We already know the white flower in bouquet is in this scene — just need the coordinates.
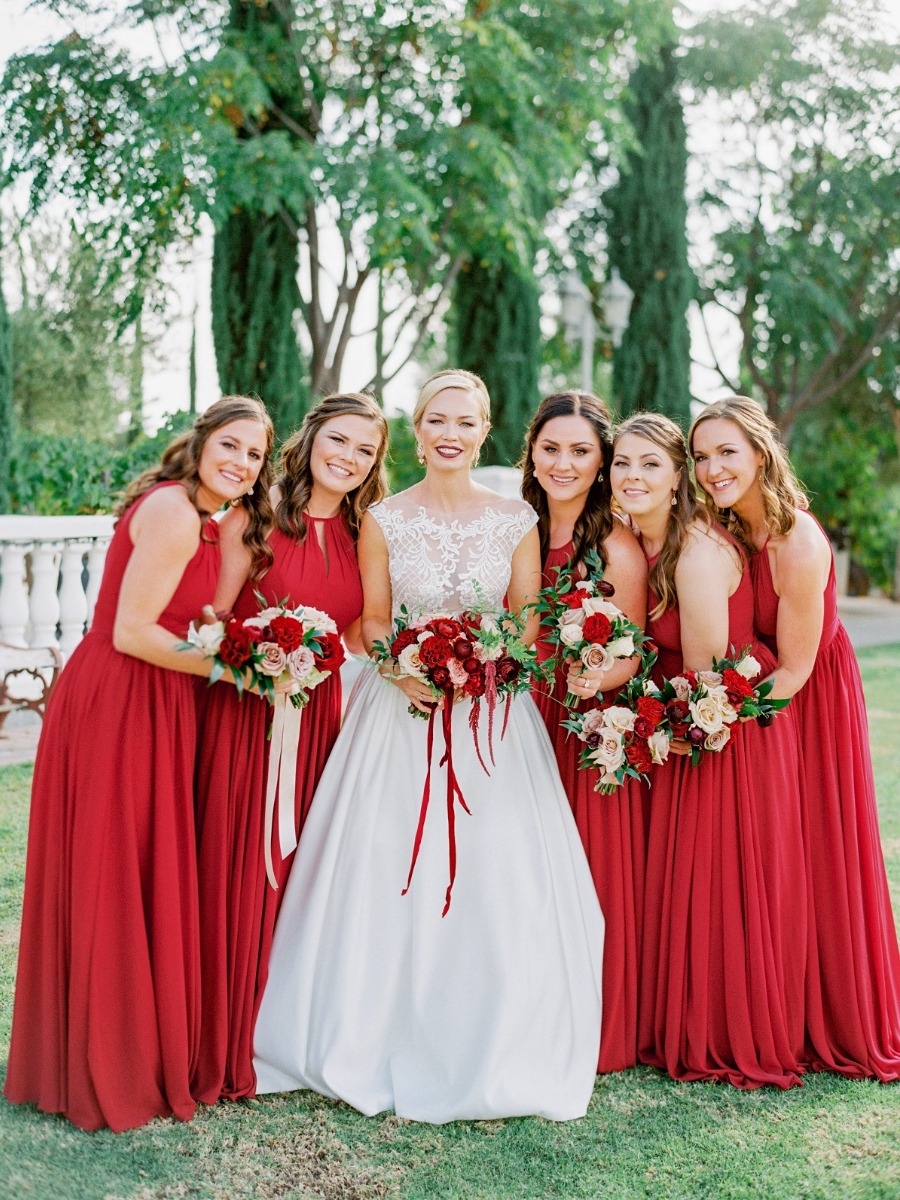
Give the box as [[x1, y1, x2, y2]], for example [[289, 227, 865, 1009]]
[[698, 670, 724, 687], [689, 691, 736, 734], [589, 729, 626, 774], [581, 597, 622, 619], [581, 643, 612, 672], [398, 642, 428, 680], [604, 706, 637, 735], [559, 623, 583, 648], [605, 634, 635, 659], [286, 646, 317, 685], [648, 730, 671, 765], [735, 654, 761, 680], [244, 606, 284, 630], [559, 607, 586, 627], [257, 642, 288, 676], [704, 726, 732, 752], [187, 619, 225, 656], [668, 675, 692, 701]]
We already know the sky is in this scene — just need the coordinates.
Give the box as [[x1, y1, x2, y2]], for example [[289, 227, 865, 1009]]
[[0, 0, 755, 428]]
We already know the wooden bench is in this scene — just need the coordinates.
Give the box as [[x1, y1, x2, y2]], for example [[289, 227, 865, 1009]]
[[0, 642, 63, 734]]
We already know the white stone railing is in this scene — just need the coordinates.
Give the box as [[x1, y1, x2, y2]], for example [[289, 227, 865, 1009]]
[[0, 515, 115, 657]]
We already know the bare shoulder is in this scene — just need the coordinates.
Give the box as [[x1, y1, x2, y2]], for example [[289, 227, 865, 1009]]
[[130, 484, 201, 547], [773, 509, 831, 571], [681, 519, 738, 569], [604, 518, 644, 566], [217, 504, 251, 549]]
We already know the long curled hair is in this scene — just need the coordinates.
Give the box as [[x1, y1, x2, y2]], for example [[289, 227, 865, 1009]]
[[116, 395, 276, 579], [613, 411, 709, 617], [275, 392, 390, 543], [689, 395, 809, 551], [520, 391, 615, 569]]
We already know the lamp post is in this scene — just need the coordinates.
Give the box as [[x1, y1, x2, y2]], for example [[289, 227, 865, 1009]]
[[561, 268, 634, 392]]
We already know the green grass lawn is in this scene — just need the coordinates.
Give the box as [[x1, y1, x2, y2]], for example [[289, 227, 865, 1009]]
[[2, 646, 899, 1200]]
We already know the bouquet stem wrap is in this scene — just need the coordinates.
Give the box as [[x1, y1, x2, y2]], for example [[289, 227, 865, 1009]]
[[263, 694, 304, 889]]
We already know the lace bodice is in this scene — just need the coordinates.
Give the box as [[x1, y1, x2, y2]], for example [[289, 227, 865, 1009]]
[[369, 494, 538, 619]]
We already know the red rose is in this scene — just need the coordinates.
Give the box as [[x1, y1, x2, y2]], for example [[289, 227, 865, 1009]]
[[495, 659, 520, 685], [219, 623, 254, 667], [419, 636, 453, 668], [453, 638, 474, 660], [430, 618, 463, 640], [633, 716, 655, 740], [268, 614, 305, 652], [391, 628, 419, 656], [464, 670, 486, 697], [431, 666, 451, 688], [625, 740, 653, 772], [582, 613, 613, 644], [559, 590, 587, 609], [637, 696, 666, 727], [683, 670, 698, 687], [314, 631, 345, 670]]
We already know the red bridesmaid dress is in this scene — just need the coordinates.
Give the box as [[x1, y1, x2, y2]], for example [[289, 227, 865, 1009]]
[[752, 532, 900, 1080], [191, 515, 363, 1103], [532, 541, 649, 1073], [4, 482, 218, 1131], [638, 546, 807, 1089]]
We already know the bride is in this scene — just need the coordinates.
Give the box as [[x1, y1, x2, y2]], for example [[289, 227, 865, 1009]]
[[253, 369, 604, 1122]]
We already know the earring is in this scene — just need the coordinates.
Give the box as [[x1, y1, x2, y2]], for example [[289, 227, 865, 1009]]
[[416, 442, 425, 465], [671, 491, 677, 506], [596, 470, 604, 484], [246, 484, 254, 497]]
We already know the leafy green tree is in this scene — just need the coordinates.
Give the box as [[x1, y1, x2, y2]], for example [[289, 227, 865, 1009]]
[[685, 0, 899, 437], [0, 248, 12, 512], [605, 44, 694, 424], [3, 0, 667, 410], [453, 260, 541, 465]]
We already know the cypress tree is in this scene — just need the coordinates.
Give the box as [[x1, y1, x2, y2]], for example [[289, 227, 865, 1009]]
[[210, 1, 307, 440], [606, 45, 694, 425], [453, 259, 542, 466], [0, 258, 13, 512]]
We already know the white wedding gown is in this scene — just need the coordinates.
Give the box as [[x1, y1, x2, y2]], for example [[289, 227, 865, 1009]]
[[253, 494, 604, 1122]]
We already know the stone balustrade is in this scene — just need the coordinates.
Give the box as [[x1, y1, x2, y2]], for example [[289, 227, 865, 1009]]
[[0, 515, 116, 657]]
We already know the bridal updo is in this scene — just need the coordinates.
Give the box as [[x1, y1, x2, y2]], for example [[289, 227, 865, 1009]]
[[413, 369, 491, 425]]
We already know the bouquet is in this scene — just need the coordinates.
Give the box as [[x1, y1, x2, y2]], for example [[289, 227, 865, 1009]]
[[644, 648, 790, 766], [185, 597, 346, 887], [185, 597, 345, 707], [563, 662, 671, 794], [532, 549, 652, 707], [372, 605, 540, 914]]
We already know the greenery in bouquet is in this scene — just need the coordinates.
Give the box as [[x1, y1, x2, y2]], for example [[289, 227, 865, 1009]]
[[531, 549, 653, 708]]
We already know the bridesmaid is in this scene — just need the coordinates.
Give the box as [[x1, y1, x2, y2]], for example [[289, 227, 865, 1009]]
[[522, 390, 648, 1072], [611, 411, 807, 1089], [191, 391, 389, 1105], [4, 397, 274, 1132], [690, 395, 900, 1080]]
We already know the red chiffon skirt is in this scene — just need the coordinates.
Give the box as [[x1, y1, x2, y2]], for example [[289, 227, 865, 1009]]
[[638, 717, 807, 1089], [4, 634, 201, 1131], [533, 675, 649, 1073], [191, 672, 342, 1102], [797, 626, 900, 1079]]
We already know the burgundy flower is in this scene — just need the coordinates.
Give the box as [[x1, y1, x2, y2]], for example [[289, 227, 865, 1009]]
[[633, 715, 655, 740], [453, 637, 474, 660], [419, 636, 454, 668], [391, 628, 419, 657], [688, 726, 706, 746], [495, 659, 520, 685], [430, 618, 463, 640], [431, 666, 451, 688], [464, 671, 486, 697]]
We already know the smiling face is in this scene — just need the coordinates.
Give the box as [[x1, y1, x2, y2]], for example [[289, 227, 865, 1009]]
[[309, 413, 383, 504], [196, 418, 269, 510], [691, 417, 764, 511], [610, 431, 681, 522], [415, 387, 489, 472], [531, 414, 603, 507]]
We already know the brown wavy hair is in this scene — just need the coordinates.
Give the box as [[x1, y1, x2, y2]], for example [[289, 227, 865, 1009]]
[[689, 395, 809, 551], [275, 392, 390, 543], [520, 391, 615, 569], [115, 395, 276, 579], [613, 411, 710, 617]]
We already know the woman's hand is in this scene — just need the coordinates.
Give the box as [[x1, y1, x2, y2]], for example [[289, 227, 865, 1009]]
[[382, 666, 442, 714], [668, 737, 692, 756], [566, 662, 608, 700]]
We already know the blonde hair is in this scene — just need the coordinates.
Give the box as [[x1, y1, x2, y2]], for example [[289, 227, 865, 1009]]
[[115, 395, 276, 579], [412, 368, 491, 426], [689, 396, 808, 550], [614, 411, 709, 618], [276, 392, 390, 543]]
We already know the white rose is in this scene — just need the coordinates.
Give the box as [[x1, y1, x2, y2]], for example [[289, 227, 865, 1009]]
[[188, 620, 225, 656], [581, 643, 612, 672], [257, 642, 287, 677], [397, 643, 428, 680], [417, 630, 434, 643], [704, 726, 732, 752], [643, 679, 664, 698], [286, 645, 316, 684], [244, 606, 283, 630], [296, 606, 337, 635], [596, 771, 621, 791], [648, 730, 670, 765], [559, 623, 584, 648], [559, 607, 586, 627], [698, 670, 723, 687], [578, 709, 608, 740], [735, 654, 761, 680], [604, 705, 636, 734], [589, 729, 625, 773], [605, 634, 635, 660], [689, 691, 735, 734], [575, 580, 593, 592], [581, 597, 622, 619], [480, 615, 501, 636], [669, 675, 692, 701]]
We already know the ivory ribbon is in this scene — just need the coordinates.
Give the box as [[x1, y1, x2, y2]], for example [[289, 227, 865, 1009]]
[[263, 693, 303, 889]]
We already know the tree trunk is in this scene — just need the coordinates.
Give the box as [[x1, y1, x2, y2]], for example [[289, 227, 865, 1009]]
[[453, 259, 541, 466]]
